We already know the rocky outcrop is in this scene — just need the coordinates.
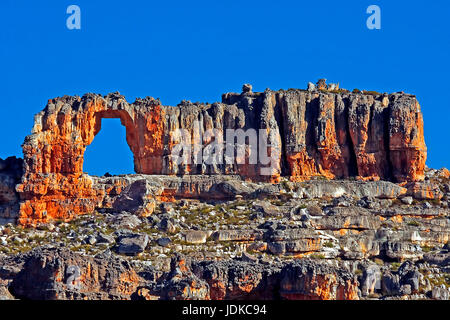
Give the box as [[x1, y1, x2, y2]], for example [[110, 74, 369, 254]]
[[6, 246, 140, 300], [16, 83, 427, 225], [2, 241, 448, 300], [189, 259, 358, 300], [275, 90, 425, 183], [0, 157, 23, 224], [0, 81, 447, 302], [0, 248, 359, 300], [0, 168, 448, 300], [112, 180, 157, 217]]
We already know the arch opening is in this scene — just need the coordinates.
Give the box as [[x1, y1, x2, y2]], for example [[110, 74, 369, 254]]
[[83, 118, 135, 176]]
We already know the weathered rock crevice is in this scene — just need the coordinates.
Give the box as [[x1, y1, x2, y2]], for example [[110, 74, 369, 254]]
[[273, 93, 289, 176], [342, 96, 359, 177]]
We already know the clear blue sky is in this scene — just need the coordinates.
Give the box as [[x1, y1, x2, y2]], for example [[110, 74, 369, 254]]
[[1, 0, 449, 175]]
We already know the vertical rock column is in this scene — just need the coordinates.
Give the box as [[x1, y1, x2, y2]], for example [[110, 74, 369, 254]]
[[277, 90, 426, 182], [16, 88, 427, 226]]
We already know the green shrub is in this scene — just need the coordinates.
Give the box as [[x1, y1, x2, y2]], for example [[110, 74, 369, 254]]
[[374, 258, 384, 266], [391, 262, 401, 271], [281, 180, 292, 192], [323, 241, 334, 248], [421, 245, 433, 253]]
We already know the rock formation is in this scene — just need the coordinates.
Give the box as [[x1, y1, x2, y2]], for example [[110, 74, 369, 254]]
[[0, 80, 446, 302], [4, 246, 140, 300], [16, 81, 427, 225], [0, 167, 449, 300], [0, 157, 23, 224]]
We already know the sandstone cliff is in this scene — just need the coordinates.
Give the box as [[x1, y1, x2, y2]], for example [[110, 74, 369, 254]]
[[16, 82, 427, 225]]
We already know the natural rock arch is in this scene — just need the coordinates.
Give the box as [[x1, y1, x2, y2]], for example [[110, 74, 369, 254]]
[[16, 86, 427, 225], [17, 93, 166, 225]]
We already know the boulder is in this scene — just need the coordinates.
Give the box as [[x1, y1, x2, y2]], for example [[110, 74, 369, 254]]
[[107, 213, 142, 230], [423, 252, 450, 266], [431, 287, 449, 300], [360, 264, 381, 296], [184, 231, 209, 244], [211, 230, 263, 242], [381, 241, 423, 261], [307, 82, 316, 91], [406, 182, 443, 200], [112, 180, 157, 217], [381, 272, 401, 296], [157, 237, 171, 247], [252, 200, 282, 217], [159, 218, 177, 234], [116, 233, 149, 256], [401, 196, 414, 205]]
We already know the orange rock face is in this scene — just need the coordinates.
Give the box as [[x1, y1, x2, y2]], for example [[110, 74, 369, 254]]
[[278, 91, 426, 182], [17, 88, 427, 225], [280, 274, 359, 300], [389, 95, 427, 182], [17, 173, 104, 225], [18, 94, 169, 225]]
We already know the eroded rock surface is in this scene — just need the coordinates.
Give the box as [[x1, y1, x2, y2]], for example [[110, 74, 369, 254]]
[[16, 84, 426, 224], [0, 167, 449, 300], [0, 82, 447, 301], [4, 246, 140, 300]]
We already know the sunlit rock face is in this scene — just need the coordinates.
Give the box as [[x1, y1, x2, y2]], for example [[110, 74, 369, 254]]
[[275, 90, 426, 183], [16, 86, 426, 225]]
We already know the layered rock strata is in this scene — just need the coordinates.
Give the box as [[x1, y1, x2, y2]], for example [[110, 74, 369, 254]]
[[16, 84, 426, 224], [0, 167, 448, 300], [0, 247, 359, 300]]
